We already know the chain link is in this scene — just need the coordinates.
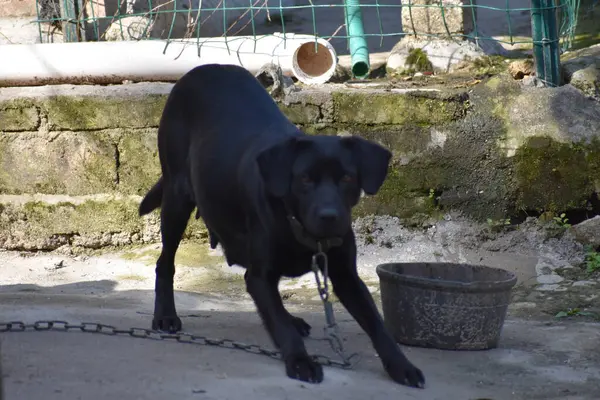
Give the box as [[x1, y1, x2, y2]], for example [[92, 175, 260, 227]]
[[311, 243, 361, 367], [0, 320, 356, 369]]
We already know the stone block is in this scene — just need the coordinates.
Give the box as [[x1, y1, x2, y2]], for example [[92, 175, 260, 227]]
[[43, 94, 167, 130], [401, 0, 475, 37], [0, 132, 117, 195], [0, 195, 208, 251], [332, 90, 467, 125], [278, 103, 322, 124], [117, 129, 162, 195], [0, 103, 38, 131]]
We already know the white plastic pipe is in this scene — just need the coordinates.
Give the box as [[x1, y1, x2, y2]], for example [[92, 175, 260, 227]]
[[0, 33, 338, 86]]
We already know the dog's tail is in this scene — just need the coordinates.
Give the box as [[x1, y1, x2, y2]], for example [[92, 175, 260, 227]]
[[139, 177, 164, 216]]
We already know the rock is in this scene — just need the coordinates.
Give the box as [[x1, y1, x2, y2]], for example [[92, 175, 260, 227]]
[[329, 64, 352, 83], [572, 280, 597, 287], [570, 66, 600, 99], [45, 260, 67, 271], [536, 283, 568, 292], [570, 216, 600, 248], [104, 16, 153, 41], [386, 37, 486, 74], [508, 59, 534, 79], [561, 44, 600, 80], [255, 63, 295, 97], [402, 84, 600, 218], [535, 256, 567, 276], [521, 75, 545, 87], [536, 274, 565, 284], [561, 44, 600, 99], [511, 302, 537, 309]]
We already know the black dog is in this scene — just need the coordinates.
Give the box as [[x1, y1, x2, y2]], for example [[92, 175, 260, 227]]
[[138, 64, 425, 388]]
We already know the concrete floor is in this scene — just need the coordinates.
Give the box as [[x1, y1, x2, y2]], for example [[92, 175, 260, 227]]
[[0, 254, 599, 400]]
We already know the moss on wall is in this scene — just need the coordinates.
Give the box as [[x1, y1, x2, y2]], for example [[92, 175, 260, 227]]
[[278, 103, 321, 124], [514, 138, 600, 212], [0, 197, 208, 251], [332, 90, 468, 125], [0, 98, 40, 131], [117, 129, 161, 195], [42, 94, 167, 130], [0, 105, 39, 131], [354, 166, 441, 224], [1, 79, 599, 249], [0, 131, 117, 195]]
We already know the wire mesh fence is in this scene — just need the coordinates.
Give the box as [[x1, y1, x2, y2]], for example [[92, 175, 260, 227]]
[[35, 0, 581, 53], [31, 0, 590, 86]]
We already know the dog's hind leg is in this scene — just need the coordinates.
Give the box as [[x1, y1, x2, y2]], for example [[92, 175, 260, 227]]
[[208, 230, 219, 249], [153, 181, 195, 333], [194, 209, 220, 250]]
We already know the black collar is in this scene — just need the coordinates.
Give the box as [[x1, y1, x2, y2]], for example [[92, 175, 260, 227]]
[[284, 203, 343, 252]]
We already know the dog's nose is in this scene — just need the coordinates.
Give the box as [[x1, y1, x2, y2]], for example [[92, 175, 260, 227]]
[[318, 208, 339, 223]]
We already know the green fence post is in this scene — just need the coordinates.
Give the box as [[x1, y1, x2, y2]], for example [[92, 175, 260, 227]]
[[61, 0, 84, 42], [344, 0, 370, 79], [530, 0, 561, 87], [542, 0, 561, 86]]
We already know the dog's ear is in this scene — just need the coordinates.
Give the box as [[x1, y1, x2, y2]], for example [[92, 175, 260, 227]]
[[256, 137, 298, 197], [343, 136, 392, 195]]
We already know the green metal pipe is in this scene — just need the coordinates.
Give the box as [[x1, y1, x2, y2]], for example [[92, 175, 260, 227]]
[[541, 0, 561, 86], [344, 0, 370, 79], [530, 0, 561, 86]]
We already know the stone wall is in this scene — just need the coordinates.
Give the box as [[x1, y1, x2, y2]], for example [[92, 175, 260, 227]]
[[1, 76, 599, 251]]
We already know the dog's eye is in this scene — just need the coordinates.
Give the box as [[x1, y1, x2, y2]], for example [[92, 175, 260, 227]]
[[341, 174, 354, 183]]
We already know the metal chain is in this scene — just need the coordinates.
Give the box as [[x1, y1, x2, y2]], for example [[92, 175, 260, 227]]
[[311, 243, 361, 367], [0, 246, 360, 370], [0, 320, 355, 369]]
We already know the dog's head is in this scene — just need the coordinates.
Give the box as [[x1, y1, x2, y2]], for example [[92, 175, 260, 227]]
[[257, 135, 391, 240]]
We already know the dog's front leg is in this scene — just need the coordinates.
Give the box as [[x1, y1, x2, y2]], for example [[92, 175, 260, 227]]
[[244, 269, 323, 383], [328, 248, 425, 388]]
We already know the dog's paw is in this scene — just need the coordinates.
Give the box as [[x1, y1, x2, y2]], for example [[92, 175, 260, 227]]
[[386, 359, 425, 388], [285, 355, 323, 384], [290, 316, 311, 337], [152, 315, 182, 333]]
